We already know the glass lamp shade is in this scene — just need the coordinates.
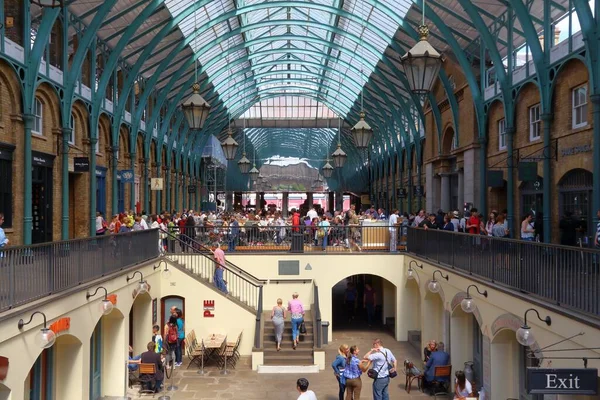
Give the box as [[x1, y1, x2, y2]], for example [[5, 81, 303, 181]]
[[460, 297, 474, 313], [400, 26, 444, 95], [100, 299, 114, 315], [137, 280, 149, 295], [407, 268, 415, 280], [249, 166, 260, 181], [331, 145, 347, 169], [36, 328, 56, 349], [351, 112, 374, 148], [221, 129, 239, 160], [31, 0, 63, 7], [162, 268, 172, 280], [322, 162, 334, 178], [428, 279, 440, 293], [516, 326, 536, 346], [238, 153, 251, 174], [181, 83, 211, 130]]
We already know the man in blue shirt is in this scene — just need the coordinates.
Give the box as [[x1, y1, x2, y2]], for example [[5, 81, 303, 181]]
[[0, 213, 8, 253], [229, 216, 240, 252], [423, 342, 451, 392]]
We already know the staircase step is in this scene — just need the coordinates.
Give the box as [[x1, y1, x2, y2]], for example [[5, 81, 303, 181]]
[[264, 347, 313, 354], [263, 355, 314, 365]]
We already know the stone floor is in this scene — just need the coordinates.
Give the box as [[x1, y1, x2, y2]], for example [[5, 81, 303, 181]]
[[120, 329, 430, 400]]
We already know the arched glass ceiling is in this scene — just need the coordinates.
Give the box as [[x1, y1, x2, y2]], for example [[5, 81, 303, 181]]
[[164, 0, 411, 117], [241, 96, 338, 119]]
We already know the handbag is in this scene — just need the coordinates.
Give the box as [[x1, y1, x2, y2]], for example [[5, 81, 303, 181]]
[[367, 351, 396, 379], [299, 321, 307, 335]]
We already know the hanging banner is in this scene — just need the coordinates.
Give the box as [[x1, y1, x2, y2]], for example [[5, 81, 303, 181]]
[[188, 185, 196, 194], [74, 157, 90, 172], [120, 170, 135, 183], [151, 178, 164, 190], [397, 188, 407, 198]]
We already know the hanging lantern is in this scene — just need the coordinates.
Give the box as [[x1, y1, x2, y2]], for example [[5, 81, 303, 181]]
[[321, 161, 334, 178], [221, 128, 239, 160], [351, 112, 373, 148], [181, 83, 211, 130], [249, 165, 260, 181], [238, 152, 251, 174], [400, 25, 444, 96], [331, 144, 347, 169]]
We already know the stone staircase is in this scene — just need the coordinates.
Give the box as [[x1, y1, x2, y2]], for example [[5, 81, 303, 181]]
[[262, 310, 315, 366]]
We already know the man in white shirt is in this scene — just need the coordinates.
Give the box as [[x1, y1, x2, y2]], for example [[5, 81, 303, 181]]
[[296, 378, 317, 400], [364, 338, 397, 400], [307, 207, 318, 220], [140, 214, 149, 230], [413, 209, 425, 227], [388, 209, 399, 252]]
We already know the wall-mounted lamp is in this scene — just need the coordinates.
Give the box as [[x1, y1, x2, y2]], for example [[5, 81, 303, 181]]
[[17, 311, 56, 349], [460, 284, 488, 313], [154, 260, 172, 280], [126, 271, 149, 295], [86, 286, 114, 315], [428, 270, 448, 293], [407, 260, 423, 280], [516, 308, 551, 346]]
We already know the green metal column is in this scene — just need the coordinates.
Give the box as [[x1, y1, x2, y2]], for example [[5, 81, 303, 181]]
[[592, 95, 600, 234], [156, 163, 162, 214], [111, 146, 119, 216], [416, 163, 422, 212], [130, 156, 136, 211], [182, 174, 187, 211], [479, 137, 488, 214], [505, 127, 515, 237], [165, 167, 171, 212], [392, 161, 396, 212], [174, 171, 179, 212], [61, 128, 71, 240], [407, 166, 413, 214], [541, 113, 552, 243], [23, 114, 34, 245], [89, 137, 98, 236], [143, 158, 150, 214]]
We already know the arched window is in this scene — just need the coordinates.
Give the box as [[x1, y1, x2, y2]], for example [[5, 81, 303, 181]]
[[69, 114, 75, 145], [33, 98, 43, 135]]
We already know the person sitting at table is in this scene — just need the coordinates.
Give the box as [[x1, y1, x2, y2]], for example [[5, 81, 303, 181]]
[[424, 340, 437, 363], [128, 345, 141, 371], [423, 342, 450, 393], [140, 341, 164, 393], [454, 370, 473, 400]]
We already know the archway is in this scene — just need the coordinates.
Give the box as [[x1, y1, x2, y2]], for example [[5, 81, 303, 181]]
[[98, 308, 126, 398], [450, 303, 483, 388], [331, 274, 396, 332], [129, 292, 152, 356], [558, 168, 593, 238], [0, 383, 9, 400], [401, 278, 422, 353], [422, 287, 445, 352]]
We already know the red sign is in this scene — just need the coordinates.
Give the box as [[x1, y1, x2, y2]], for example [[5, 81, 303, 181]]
[[203, 300, 215, 318], [49, 317, 71, 335], [107, 294, 117, 305], [0, 357, 8, 381]]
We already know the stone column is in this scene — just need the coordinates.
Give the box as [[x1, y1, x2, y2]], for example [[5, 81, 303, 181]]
[[335, 191, 343, 211], [440, 173, 451, 212], [328, 192, 334, 212], [306, 192, 313, 209], [457, 169, 464, 212], [282, 192, 289, 217]]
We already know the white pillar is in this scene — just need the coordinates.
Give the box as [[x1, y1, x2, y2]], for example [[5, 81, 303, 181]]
[[440, 173, 451, 212]]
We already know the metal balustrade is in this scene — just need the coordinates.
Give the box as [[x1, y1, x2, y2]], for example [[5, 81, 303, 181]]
[[407, 228, 600, 318], [0, 229, 160, 312]]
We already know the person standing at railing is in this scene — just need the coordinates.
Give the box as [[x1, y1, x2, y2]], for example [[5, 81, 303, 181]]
[[595, 210, 600, 249], [389, 210, 399, 252], [288, 292, 305, 349], [318, 216, 331, 251], [0, 213, 8, 252], [228, 216, 240, 252], [520, 213, 535, 241]]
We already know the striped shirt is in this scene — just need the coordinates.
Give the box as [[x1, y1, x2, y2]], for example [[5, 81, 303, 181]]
[[343, 355, 362, 380]]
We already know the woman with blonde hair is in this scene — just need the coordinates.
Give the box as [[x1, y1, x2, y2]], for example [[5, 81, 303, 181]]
[[271, 298, 286, 351], [331, 344, 349, 400]]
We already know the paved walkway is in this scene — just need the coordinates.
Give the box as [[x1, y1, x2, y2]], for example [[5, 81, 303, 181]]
[[120, 329, 428, 399]]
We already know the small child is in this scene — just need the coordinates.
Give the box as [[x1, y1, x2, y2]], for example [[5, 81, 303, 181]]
[[152, 325, 163, 354]]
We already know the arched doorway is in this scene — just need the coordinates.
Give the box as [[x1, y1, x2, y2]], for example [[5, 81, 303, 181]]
[[519, 176, 543, 222], [450, 306, 483, 388], [129, 292, 152, 356], [331, 274, 396, 332], [161, 296, 185, 332], [559, 169, 593, 239], [401, 278, 422, 352], [490, 329, 535, 399], [422, 289, 445, 351]]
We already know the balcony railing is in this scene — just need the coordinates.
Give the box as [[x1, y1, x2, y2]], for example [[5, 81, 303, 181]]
[[0, 229, 160, 312], [169, 225, 406, 253], [407, 228, 600, 318]]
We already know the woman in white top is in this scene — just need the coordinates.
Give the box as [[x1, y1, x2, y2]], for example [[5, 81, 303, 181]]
[[454, 370, 473, 400], [520, 212, 535, 241]]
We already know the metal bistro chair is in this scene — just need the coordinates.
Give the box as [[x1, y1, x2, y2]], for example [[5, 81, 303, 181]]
[[403, 360, 423, 394], [225, 331, 243, 368]]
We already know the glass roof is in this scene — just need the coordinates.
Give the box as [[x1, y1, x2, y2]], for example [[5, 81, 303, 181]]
[[240, 96, 338, 119], [164, 0, 412, 118]]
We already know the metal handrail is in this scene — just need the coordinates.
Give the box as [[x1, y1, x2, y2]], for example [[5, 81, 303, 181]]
[[313, 283, 322, 349], [254, 286, 263, 349], [407, 228, 600, 318], [0, 229, 160, 312]]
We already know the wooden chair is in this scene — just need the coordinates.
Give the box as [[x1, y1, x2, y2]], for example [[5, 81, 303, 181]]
[[186, 337, 206, 369], [225, 331, 243, 368], [431, 365, 452, 396], [215, 337, 229, 369], [138, 363, 157, 395], [403, 360, 423, 394]]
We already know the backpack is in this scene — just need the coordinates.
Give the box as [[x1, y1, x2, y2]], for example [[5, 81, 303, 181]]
[[167, 323, 178, 344]]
